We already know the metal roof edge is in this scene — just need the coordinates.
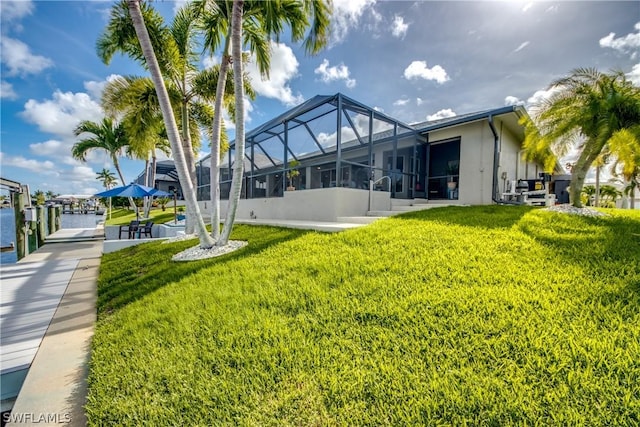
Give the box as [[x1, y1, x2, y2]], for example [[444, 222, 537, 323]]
[[414, 105, 523, 133]]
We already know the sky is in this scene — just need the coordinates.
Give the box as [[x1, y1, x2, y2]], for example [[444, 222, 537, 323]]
[[1, 0, 639, 197]]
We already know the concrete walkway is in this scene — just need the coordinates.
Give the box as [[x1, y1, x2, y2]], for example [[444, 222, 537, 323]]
[[4, 228, 102, 427]]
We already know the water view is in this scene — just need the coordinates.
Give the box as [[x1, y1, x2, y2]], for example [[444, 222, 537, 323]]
[[0, 209, 102, 265]]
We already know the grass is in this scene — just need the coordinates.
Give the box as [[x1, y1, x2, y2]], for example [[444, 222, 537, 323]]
[[105, 207, 177, 226], [87, 206, 640, 425]]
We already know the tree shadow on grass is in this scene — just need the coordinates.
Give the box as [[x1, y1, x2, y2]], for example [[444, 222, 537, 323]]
[[518, 212, 640, 302], [97, 225, 310, 317], [395, 205, 535, 230]]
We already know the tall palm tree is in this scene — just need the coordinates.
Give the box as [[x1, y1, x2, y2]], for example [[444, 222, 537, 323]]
[[200, 0, 332, 244], [218, 0, 246, 245], [522, 68, 640, 207], [102, 76, 173, 218], [99, 1, 251, 235], [125, 0, 214, 248], [72, 118, 136, 211]]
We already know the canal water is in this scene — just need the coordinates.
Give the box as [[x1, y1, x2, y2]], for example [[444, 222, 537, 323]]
[[0, 209, 101, 265]]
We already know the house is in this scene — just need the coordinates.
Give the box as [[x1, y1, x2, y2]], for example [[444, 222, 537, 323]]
[[146, 93, 549, 221]]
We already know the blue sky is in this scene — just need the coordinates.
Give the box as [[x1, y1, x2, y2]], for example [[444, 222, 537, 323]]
[[1, 0, 639, 196]]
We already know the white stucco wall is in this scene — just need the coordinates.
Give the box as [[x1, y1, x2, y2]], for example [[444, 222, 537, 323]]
[[427, 121, 494, 205], [201, 187, 386, 222]]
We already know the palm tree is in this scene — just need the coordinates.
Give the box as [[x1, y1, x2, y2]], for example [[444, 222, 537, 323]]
[[45, 190, 58, 201], [99, 1, 251, 235], [96, 168, 118, 189], [96, 168, 117, 219], [200, 0, 332, 244], [33, 190, 45, 206], [608, 128, 640, 209], [598, 184, 621, 207], [124, 0, 214, 248], [522, 68, 640, 207], [72, 118, 136, 211], [217, 0, 246, 245], [102, 76, 173, 218], [73, 118, 128, 185]]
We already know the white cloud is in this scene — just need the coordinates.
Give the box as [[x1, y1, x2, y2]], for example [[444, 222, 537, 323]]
[[393, 98, 410, 106], [513, 41, 530, 53], [314, 59, 356, 88], [522, 3, 533, 12], [546, 5, 558, 13], [331, 0, 377, 44], [526, 87, 561, 107], [0, 0, 33, 26], [0, 152, 56, 173], [416, 97, 425, 106], [67, 165, 97, 182], [29, 139, 65, 156], [628, 63, 640, 86], [1, 36, 53, 76], [246, 41, 303, 107], [504, 96, 525, 106], [403, 60, 449, 84], [203, 55, 219, 69], [172, 0, 190, 15], [426, 108, 456, 121], [599, 22, 640, 58], [1, 80, 17, 99], [391, 15, 409, 39], [83, 74, 121, 101], [20, 90, 104, 138]]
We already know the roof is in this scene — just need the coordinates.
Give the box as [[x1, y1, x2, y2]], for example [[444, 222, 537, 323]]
[[411, 105, 526, 133]]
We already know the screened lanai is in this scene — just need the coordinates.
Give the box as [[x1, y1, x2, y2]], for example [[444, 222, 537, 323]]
[[197, 93, 420, 200]]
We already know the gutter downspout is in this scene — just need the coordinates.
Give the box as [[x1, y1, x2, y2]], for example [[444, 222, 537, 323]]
[[488, 115, 500, 203]]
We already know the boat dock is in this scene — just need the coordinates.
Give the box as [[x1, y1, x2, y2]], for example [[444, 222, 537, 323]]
[[1, 226, 103, 424]]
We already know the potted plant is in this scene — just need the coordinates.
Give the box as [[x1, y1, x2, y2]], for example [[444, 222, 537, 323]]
[[446, 161, 459, 190], [176, 205, 186, 221], [286, 160, 300, 191]]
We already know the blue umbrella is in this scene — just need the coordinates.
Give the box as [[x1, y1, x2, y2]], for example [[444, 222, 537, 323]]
[[95, 183, 169, 220], [95, 183, 159, 198], [149, 188, 173, 197]]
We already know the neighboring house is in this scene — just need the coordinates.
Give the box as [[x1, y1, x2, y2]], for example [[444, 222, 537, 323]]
[[146, 93, 549, 221]]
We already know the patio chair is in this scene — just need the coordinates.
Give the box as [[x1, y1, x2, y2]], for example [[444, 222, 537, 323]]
[[119, 220, 140, 239], [139, 221, 154, 239]]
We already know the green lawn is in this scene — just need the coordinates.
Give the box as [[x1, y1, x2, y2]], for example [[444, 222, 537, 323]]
[[105, 207, 178, 226], [88, 206, 640, 425]]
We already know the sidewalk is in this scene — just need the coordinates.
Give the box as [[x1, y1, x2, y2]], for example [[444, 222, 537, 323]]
[[4, 229, 102, 427]]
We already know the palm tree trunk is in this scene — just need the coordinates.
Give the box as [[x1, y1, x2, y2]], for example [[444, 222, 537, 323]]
[[210, 35, 231, 242], [218, 0, 244, 246], [143, 156, 152, 218], [127, 0, 213, 248], [112, 155, 137, 212], [594, 165, 600, 207], [569, 141, 602, 208], [181, 102, 197, 235]]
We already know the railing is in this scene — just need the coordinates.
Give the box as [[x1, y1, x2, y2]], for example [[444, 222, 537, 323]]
[[368, 176, 392, 212], [370, 176, 391, 193]]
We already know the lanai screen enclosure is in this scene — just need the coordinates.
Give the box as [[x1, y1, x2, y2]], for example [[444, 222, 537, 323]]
[[197, 93, 429, 201]]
